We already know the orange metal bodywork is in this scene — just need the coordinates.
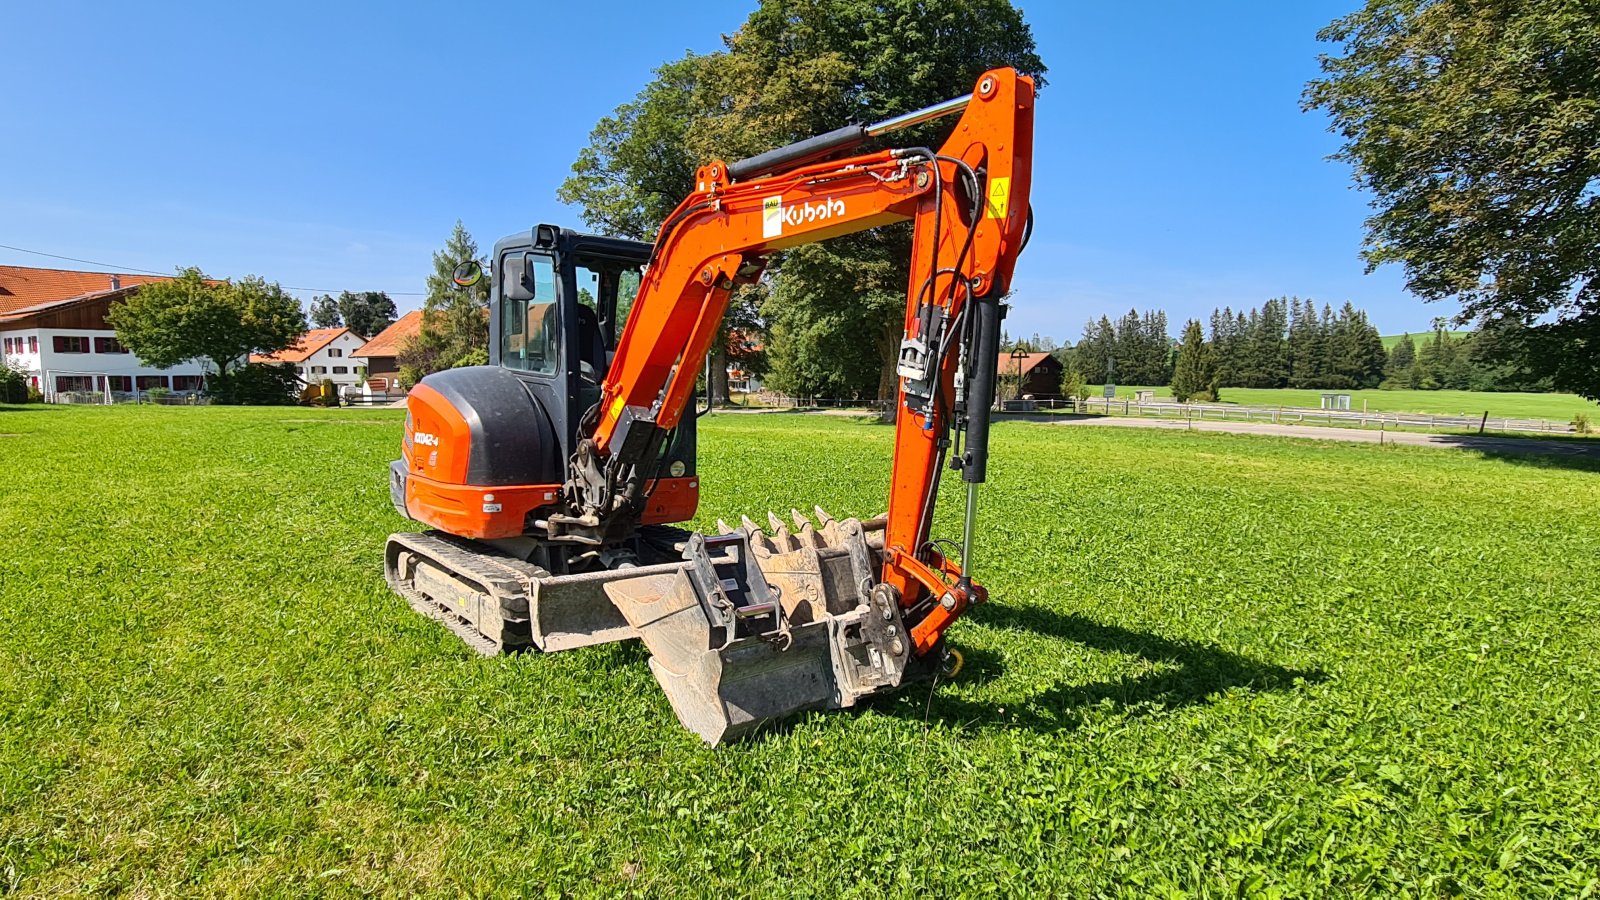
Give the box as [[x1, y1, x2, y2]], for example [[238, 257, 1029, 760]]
[[402, 383, 699, 539], [585, 68, 1035, 654]]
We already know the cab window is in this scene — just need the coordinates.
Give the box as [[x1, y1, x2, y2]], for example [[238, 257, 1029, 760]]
[[500, 254, 558, 375]]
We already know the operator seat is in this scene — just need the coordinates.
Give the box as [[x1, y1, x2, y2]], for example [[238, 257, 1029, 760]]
[[575, 304, 608, 382]]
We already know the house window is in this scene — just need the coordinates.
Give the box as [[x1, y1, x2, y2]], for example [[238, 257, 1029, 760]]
[[332, 365, 348, 374], [106, 376, 133, 392], [29, 336, 37, 353], [94, 337, 129, 354], [312, 365, 326, 375], [136, 376, 168, 390], [172, 375, 205, 391], [55, 375, 93, 392], [296, 366, 305, 375], [329, 348, 342, 357], [53, 335, 90, 353], [2, 338, 12, 353]]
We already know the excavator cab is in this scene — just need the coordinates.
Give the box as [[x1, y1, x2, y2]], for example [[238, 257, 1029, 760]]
[[385, 226, 701, 653], [484, 224, 695, 483]]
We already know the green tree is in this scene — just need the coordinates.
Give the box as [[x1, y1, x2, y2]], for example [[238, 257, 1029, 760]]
[[308, 294, 342, 329], [106, 267, 306, 387], [0, 360, 29, 403], [1287, 297, 1325, 388], [1170, 319, 1215, 403], [1059, 367, 1086, 403], [336, 291, 397, 339], [401, 222, 490, 378], [1073, 316, 1114, 384], [1386, 333, 1418, 388], [1239, 299, 1289, 388], [560, 0, 1046, 403], [1306, 0, 1600, 401]]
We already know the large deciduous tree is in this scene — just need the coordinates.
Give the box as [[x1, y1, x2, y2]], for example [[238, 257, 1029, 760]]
[[106, 267, 306, 385], [336, 291, 397, 339], [559, 0, 1047, 402], [1305, 0, 1600, 401], [308, 294, 342, 329]]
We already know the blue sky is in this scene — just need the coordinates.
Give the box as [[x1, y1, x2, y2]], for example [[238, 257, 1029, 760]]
[[0, 1, 1456, 341]]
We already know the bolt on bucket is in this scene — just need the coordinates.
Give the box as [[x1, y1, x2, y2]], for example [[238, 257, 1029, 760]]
[[605, 509, 921, 744]]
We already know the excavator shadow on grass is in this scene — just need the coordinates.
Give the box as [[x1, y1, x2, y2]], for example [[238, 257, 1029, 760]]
[[874, 604, 1325, 737]]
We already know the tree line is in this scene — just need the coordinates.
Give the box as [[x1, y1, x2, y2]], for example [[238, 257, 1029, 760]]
[[1042, 297, 1558, 402]]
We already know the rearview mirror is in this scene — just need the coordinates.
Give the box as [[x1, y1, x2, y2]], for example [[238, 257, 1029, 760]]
[[501, 253, 537, 302], [451, 261, 483, 288]]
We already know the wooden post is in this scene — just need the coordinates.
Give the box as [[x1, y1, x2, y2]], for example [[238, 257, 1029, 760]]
[[1479, 411, 1488, 434]]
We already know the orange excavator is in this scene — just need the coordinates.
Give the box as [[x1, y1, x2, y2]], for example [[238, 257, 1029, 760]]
[[385, 68, 1035, 743]]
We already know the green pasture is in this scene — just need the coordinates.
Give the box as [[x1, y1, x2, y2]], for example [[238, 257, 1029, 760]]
[[1380, 331, 1472, 350], [1, 405, 1596, 896], [1092, 385, 1596, 421]]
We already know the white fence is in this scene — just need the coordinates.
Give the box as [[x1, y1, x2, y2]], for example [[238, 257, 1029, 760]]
[[1041, 398, 1572, 435]]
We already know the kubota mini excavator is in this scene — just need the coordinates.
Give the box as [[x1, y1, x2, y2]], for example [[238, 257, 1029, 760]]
[[385, 68, 1034, 743]]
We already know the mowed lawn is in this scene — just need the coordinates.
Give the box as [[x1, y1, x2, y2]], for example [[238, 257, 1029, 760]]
[[1, 405, 1597, 896], [1092, 385, 1597, 422]]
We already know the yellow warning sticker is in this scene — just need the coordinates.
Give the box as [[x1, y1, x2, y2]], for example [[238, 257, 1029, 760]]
[[986, 176, 1011, 219], [762, 196, 783, 238], [609, 395, 627, 422]]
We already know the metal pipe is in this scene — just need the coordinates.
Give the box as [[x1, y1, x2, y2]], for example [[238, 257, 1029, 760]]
[[960, 481, 978, 579], [865, 95, 971, 138]]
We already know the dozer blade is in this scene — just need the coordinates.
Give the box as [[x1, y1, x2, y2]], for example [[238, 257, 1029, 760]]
[[605, 510, 924, 744], [384, 531, 683, 654]]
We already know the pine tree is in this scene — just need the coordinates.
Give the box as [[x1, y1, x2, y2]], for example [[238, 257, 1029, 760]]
[[1387, 333, 1416, 385], [1350, 307, 1388, 387], [1170, 319, 1215, 402], [1288, 298, 1322, 388], [1073, 318, 1108, 383], [400, 221, 492, 382]]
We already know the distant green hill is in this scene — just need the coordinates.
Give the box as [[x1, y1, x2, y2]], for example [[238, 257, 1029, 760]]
[[1381, 330, 1473, 350]]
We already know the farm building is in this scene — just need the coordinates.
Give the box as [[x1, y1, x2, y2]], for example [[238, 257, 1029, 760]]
[[0, 265, 211, 400], [996, 351, 1063, 398], [350, 309, 422, 399], [250, 326, 368, 396]]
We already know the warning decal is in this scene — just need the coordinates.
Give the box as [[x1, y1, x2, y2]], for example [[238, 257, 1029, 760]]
[[985, 177, 1011, 219]]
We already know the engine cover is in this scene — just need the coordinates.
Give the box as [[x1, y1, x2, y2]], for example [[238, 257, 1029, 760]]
[[396, 366, 564, 539]]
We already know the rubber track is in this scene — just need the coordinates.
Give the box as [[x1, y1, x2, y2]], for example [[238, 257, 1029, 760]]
[[387, 530, 549, 656]]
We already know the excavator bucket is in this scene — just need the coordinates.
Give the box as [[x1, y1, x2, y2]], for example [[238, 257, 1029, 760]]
[[605, 509, 929, 744]]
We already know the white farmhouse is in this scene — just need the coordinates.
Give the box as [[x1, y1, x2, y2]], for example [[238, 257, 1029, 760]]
[[250, 327, 368, 394], [0, 266, 211, 400]]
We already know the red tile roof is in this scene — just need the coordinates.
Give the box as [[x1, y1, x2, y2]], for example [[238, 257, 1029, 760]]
[[251, 327, 352, 364], [996, 351, 1058, 378], [0, 265, 174, 315], [351, 310, 423, 360]]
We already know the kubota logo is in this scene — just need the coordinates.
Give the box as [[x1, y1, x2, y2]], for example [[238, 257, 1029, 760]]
[[763, 196, 846, 238]]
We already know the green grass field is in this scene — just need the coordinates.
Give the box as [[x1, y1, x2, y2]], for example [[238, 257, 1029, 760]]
[[1094, 385, 1597, 421], [2, 405, 1598, 896], [1381, 331, 1472, 350]]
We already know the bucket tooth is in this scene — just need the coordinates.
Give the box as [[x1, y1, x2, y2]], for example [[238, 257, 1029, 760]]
[[767, 510, 787, 533], [790, 508, 810, 530], [813, 505, 835, 525], [717, 518, 733, 535]]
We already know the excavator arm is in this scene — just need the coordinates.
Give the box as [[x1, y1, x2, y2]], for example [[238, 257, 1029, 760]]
[[566, 68, 1035, 656]]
